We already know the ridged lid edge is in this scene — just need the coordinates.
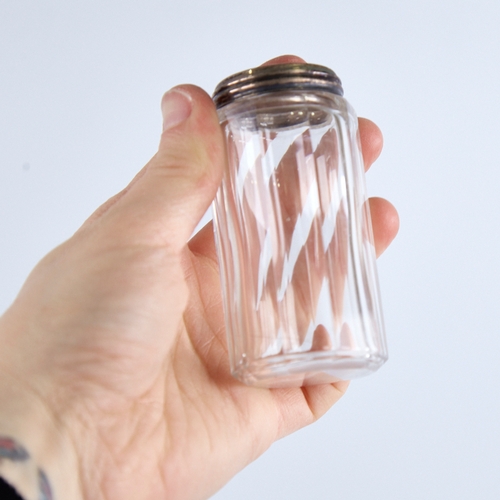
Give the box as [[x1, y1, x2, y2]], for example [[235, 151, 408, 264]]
[[212, 63, 343, 108]]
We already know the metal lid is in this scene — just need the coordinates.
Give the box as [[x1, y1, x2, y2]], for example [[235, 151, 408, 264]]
[[212, 63, 343, 109]]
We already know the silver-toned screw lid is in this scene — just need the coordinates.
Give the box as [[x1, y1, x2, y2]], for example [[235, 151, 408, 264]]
[[212, 63, 343, 109]]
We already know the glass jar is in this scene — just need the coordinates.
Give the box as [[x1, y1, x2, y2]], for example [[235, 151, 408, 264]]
[[212, 63, 387, 388]]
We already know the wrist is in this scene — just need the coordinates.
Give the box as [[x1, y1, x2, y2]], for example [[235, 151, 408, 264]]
[[0, 349, 83, 500]]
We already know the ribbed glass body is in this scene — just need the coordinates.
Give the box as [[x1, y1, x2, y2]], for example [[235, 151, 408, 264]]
[[212, 65, 387, 387]]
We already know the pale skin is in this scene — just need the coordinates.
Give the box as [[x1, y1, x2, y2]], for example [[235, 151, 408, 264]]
[[0, 56, 399, 500]]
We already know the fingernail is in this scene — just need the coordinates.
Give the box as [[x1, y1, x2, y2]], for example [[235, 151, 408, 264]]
[[161, 89, 192, 131]]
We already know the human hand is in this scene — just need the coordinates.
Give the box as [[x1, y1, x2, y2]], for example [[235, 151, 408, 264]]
[[0, 56, 398, 500]]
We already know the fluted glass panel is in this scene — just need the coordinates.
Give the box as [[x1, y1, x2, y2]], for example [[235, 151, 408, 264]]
[[213, 92, 386, 387]]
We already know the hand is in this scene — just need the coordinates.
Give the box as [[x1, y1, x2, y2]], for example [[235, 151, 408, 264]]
[[0, 56, 398, 500]]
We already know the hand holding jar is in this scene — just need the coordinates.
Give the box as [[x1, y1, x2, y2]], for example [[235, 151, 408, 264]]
[[0, 56, 398, 500]]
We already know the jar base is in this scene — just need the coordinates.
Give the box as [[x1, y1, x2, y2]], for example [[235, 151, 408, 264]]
[[232, 352, 387, 388]]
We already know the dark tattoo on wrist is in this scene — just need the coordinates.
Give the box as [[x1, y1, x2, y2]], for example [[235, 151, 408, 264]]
[[0, 436, 54, 500], [0, 437, 29, 462], [38, 470, 53, 500]]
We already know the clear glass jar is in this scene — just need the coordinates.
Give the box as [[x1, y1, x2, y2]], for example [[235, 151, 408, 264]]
[[212, 63, 387, 388]]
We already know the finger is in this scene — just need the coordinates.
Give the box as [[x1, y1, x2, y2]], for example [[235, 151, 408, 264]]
[[92, 85, 225, 252], [189, 220, 216, 260], [261, 58, 383, 172], [370, 197, 399, 257], [359, 118, 383, 171], [271, 381, 350, 439], [261, 54, 306, 66], [194, 198, 400, 260]]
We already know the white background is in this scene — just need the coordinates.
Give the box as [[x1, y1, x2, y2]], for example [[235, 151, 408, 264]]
[[1, 1, 500, 498]]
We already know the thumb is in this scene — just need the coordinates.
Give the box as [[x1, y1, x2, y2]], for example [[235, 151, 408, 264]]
[[93, 85, 225, 251]]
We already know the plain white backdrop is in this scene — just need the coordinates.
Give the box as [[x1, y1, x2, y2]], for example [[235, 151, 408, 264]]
[[1, 1, 499, 498]]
